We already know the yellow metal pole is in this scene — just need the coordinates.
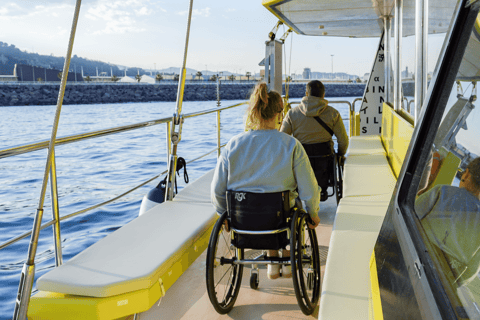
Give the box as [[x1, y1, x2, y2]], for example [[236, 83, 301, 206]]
[[13, 1, 82, 319], [165, 0, 194, 201]]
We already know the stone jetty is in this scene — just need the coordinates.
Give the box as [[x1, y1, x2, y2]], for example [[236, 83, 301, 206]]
[[0, 82, 370, 106]]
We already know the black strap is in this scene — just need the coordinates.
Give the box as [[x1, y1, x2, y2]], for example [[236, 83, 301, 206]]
[[156, 157, 189, 195], [314, 116, 334, 137]]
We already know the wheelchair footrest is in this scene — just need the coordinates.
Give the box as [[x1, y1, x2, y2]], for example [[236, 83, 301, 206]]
[[232, 257, 291, 265]]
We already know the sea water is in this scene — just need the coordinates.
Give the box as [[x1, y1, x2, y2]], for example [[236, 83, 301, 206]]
[[0, 97, 356, 319]]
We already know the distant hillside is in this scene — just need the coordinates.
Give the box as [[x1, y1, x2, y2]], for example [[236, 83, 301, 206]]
[[0, 41, 148, 77]]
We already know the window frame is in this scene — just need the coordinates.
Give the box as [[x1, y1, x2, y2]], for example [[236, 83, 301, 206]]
[[393, 0, 480, 318]]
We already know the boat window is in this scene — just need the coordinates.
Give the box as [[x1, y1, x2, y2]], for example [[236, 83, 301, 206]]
[[414, 14, 480, 318]]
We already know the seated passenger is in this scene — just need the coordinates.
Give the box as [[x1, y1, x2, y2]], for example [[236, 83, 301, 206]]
[[211, 82, 321, 279], [280, 80, 349, 201], [415, 157, 480, 286]]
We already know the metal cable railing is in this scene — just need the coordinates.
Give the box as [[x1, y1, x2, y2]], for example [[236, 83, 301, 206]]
[[0, 140, 226, 251], [0, 102, 246, 160], [1, 102, 245, 249]]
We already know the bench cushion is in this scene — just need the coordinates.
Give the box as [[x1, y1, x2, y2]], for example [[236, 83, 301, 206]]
[[343, 153, 396, 197], [346, 135, 385, 156], [319, 194, 392, 320], [36, 170, 216, 298]]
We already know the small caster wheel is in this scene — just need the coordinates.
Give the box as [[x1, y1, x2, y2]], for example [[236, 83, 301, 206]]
[[250, 272, 259, 289]]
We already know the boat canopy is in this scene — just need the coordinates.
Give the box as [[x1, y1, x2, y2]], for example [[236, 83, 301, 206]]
[[457, 14, 480, 81], [262, 0, 456, 38]]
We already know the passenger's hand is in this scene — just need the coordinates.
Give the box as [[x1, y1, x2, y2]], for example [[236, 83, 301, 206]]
[[223, 219, 230, 232], [338, 155, 345, 167], [308, 216, 321, 229]]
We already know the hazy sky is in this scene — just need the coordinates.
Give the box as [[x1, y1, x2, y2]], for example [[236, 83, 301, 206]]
[[0, 0, 447, 76]]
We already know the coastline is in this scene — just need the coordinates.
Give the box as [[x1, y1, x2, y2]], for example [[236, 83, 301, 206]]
[[0, 82, 366, 106]]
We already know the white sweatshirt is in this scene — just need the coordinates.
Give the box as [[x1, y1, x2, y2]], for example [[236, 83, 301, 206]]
[[211, 129, 320, 219]]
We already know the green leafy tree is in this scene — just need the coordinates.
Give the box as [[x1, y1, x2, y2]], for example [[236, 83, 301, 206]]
[[285, 76, 292, 82], [196, 71, 203, 80], [173, 74, 179, 81], [155, 74, 163, 82], [85, 75, 91, 82], [111, 75, 119, 82], [37, 77, 43, 82], [228, 74, 235, 81], [356, 77, 362, 83], [135, 74, 142, 83], [210, 74, 218, 81]]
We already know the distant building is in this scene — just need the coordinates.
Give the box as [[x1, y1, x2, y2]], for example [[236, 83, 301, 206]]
[[0, 75, 17, 82], [303, 68, 311, 80], [120, 76, 135, 83], [89, 75, 113, 82], [401, 66, 412, 79], [14, 63, 82, 82], [140, 75, 156, 84]]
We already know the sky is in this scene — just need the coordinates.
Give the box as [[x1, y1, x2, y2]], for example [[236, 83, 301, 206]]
[[0, 0, 447, 77]]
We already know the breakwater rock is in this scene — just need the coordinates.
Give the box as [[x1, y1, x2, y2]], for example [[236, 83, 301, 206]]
[[0, 82, 367, 107]]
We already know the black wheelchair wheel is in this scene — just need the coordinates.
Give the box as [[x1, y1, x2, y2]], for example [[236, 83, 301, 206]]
[[206, 212, 244, 314], [290, 209, 321, 315], [333, 154, 343, 205]]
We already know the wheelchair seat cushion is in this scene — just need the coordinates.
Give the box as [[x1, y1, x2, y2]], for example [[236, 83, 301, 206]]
[[226, 191, 290, 250]]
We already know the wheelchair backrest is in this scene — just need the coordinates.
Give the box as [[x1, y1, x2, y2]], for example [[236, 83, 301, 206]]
[[226, 190, 290, 230], [226, 190, 291, 250]]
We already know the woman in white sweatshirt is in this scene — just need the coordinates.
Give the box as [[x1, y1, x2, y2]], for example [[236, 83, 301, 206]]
[[211, 82, 320, 279]]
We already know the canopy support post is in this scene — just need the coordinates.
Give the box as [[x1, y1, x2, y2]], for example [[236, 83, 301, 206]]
[[415, 0, 428, 122]]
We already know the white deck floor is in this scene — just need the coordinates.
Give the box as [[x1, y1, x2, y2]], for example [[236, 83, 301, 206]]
[[135, 196, 337, 320]]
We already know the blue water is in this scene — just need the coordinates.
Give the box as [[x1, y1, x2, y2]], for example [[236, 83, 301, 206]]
[[0, 97, 356, 319]]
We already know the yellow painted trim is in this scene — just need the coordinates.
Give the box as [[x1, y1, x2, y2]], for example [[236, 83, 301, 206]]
[[178, 68, 187, 105], [369, 252, 384, 320], [432, 151, 461, 187], [262, 0, 301, 35], [475, 13, 480, 35], [381, 103, 414, 177], [28, 222, 216, 320], [28, 285, 161, 320], [355, 112, 361, 136]]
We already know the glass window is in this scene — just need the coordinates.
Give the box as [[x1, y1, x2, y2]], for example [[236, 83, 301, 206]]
[[414, 15, 480, 318]]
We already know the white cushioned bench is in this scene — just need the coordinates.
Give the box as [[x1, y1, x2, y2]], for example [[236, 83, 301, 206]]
[[319, 136, 396, 320], [29, 170, 217, 319]]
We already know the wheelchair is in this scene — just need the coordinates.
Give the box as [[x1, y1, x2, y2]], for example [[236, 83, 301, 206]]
[[206, 190, 321, 315], [302, 142, 344, 204]]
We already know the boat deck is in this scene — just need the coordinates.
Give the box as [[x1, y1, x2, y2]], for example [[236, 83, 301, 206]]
[[136, 197, 337, 320]]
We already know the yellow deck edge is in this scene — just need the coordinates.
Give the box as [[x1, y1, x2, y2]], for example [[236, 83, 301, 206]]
[[369, 251, 384, 320], [381, 103, 414, 177], [28, 222, 216, 320]]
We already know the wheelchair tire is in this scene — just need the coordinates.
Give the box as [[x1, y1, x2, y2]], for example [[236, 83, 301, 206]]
[[333, 154, 343, 205], [290, 209, 321, 315], [250, 272, 259, 290], [206, 212, 244, 314]]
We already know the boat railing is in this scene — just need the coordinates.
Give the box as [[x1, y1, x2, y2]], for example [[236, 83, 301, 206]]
[[0, 101, 247, 258]]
